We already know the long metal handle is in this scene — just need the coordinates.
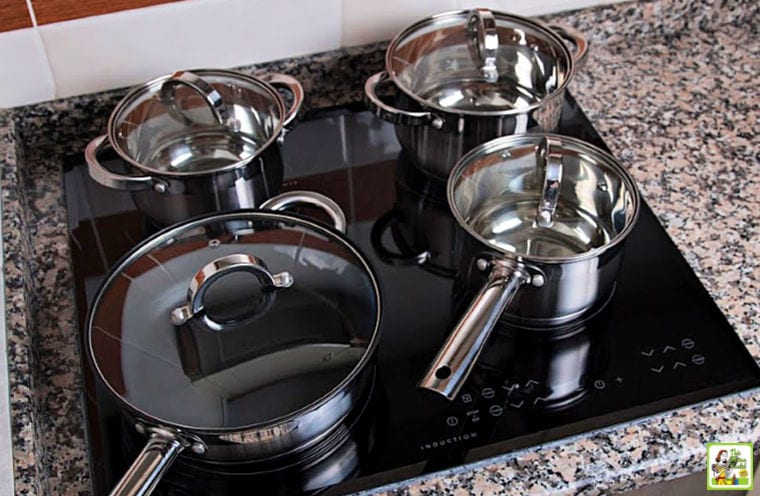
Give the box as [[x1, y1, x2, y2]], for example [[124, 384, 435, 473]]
[[110, 434, 184, 496], [467, 8, 499, 83], [364, 72, 443, 128], [261, 190, 348, 233], [536, 136, 564, 227], [549, 25, 589, 70], [259, 73, 304, 128], [159, 70, 232, 127], [419, 261, 529, 400], [85, 135, 155, 192], [171, 253, 294, 328]]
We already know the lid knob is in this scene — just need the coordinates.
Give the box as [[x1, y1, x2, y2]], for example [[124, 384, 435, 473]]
[[467, 9, 500, 83]]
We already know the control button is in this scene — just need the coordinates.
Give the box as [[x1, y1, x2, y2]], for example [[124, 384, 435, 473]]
[[502, 383, 517, 393], [681, 338, 695, 350], [673, 361, 687, 369], [692, 354, 705, 366], [615, 376, 624, 384], [446, 416, 459, 427], [461, 393, 473, 404], [662, 345, 677, 354], [524, 379, 539, 387], [533, 396, 548, 405], [594, 380, 606, 390], [466, 409, 480, 422], [641, 349, 655, 357], [508, 400, 524, 409], [481, 388, 495, 399], [489, 405, 504, 417], [650, 365, 664, 373]]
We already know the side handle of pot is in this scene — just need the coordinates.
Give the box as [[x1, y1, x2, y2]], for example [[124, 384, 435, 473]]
[[370, 210, 431, 266], [549, 25, 589, 70], [85, 135, 156, 192], [110, 432, 185, 496], [261, 190, 347, 233], [260, 73, 304, 128], [419, 261, 530, 400], [364, 72, 444, 128]]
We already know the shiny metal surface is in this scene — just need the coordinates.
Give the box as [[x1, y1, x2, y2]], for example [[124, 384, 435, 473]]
[[466, 9, 499, 83], [421, 134, 640, 399], [87, 206, 382, 492], [365, 9, 587, 176], [260, 190, 348, 233], [110, 432, 185, 496], [86, 69, 303, 225], [170, 254, 294, 328], [419, 260, 529, 399], [536, 136, 563, 227]]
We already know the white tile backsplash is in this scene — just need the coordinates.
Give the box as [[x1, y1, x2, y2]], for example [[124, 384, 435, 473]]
[[40, 0, 343, 99], [0, 28, 55, 108], [0, 0, 622, 107]]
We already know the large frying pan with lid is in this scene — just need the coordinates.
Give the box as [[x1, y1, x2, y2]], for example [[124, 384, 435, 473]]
[[419, 134, 640, 400], [85, 191, 381, 496]]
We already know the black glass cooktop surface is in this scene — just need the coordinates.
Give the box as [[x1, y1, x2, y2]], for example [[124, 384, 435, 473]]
[[64, 94, 760, 495]]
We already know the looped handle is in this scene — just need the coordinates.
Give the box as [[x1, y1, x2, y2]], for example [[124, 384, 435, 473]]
[[549, 25, 589, 70], [467, 8, 499, 83], [159, 70, 235, 128], [85, 135, 157, 192], [171, 254, 294, 329], [364, 72, 444, 129], [260, 190, 348, 234], [536, 136, 564, 228], [370, 210, 431, 266], [258, 73, 304, 128]]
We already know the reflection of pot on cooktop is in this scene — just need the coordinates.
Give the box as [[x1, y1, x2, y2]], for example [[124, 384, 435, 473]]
[[370, 153, 460, 277], [462, 302, 611, 412]]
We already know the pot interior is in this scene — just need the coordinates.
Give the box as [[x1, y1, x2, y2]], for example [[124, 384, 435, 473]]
[[88, 212, 379, 430], [388, 11, 572, 113], [449, 134, 639, 261], [111, 70, 283, 174]]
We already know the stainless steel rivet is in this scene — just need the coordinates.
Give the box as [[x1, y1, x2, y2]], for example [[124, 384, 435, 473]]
[[597, 182, 609, 192], [190, 443, 206, 455], [531, 274, 546, 287], [476, 259, 489, 271], [153, 183, 167, 194], [208, 239, 221, 248], [135, 424, 146, 434]]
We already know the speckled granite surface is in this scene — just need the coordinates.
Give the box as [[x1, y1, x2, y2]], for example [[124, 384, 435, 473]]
[[1, 0, 758, 494]]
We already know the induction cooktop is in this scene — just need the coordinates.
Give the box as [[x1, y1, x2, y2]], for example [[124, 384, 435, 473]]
[[64, 94, 760, 495]]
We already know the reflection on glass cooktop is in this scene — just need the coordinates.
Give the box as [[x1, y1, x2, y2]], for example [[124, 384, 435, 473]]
[[64, 94, 760, 495]]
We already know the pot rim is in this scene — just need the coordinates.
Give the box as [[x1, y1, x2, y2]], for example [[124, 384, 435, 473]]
[[447, 133, 641, 264], [85, 208, 383, 436], [384, 9, 577, 118], [106, 68, 288, 178]]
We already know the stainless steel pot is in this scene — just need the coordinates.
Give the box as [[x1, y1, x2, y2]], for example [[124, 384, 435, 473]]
[[365, 9, 587, 178], [85, 191, 381, 496], [419, 134, 640, 399], [86, 69, 304, 225]]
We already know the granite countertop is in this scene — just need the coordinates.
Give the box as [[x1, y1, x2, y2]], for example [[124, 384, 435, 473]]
[[1, 0, 758, 494]]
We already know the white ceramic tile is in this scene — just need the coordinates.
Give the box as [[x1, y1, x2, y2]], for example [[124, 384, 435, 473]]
[[0, 28, 55, 108], [341, 0, 624, 46], [341, 0, 459, 46], [41, 0, 342, 99]]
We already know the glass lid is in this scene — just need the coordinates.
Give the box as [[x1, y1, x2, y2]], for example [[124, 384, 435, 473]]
[[87, 208, 380, 431], [108, 69, 285, 175], [386, 9, 574, 114], [448, 134, 640, 262]]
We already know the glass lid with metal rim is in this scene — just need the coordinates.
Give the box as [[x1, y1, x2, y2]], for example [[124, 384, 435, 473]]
[[448, 134, 640, 262], [87, 209, 381, 431], [107, 69, 289, 175], [386, 9, 578, 114]]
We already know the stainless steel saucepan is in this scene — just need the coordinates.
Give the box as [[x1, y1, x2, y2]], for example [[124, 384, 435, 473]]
[[365, 8, 588, 178], [419, 134, 640, 399], [86, 69, 303, 226], [85, 191, 381, 496]]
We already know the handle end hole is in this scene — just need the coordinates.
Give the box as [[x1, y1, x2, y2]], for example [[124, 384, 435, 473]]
[[435, 366, 452, 380]]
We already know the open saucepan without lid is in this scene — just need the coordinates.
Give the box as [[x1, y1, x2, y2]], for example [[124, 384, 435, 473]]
[[85, 191, 381, 496], [419, 134, 640, 400], [86, 69, 304, 226], [365, 8, 588, 177]]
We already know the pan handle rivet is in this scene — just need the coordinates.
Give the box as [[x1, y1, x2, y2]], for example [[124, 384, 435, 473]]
[[190, 442, 206, 455], [531, 274, 546, 287], [476, 258, 489, 271]]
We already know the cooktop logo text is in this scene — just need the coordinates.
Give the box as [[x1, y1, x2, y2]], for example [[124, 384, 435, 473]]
[[418, 432, 478, 452]]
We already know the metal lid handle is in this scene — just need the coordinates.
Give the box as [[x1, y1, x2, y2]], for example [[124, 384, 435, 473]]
[[467, 8, 500, 83], [171, 254, 294, 329], [159, 70, 235, 128], [536, 136, 564, 228], [261, 190, 348, 233]]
